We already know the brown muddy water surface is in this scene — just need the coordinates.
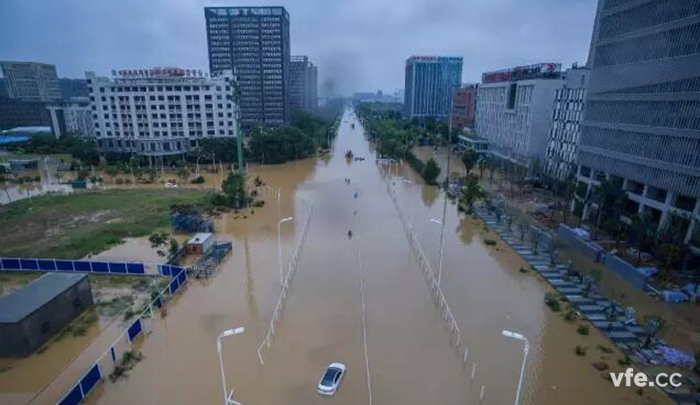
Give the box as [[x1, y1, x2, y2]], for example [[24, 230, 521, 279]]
[[2, 108, 674, 405]]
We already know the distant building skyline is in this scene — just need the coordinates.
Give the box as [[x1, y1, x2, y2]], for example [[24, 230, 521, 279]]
[[289, 55, 318, 115]]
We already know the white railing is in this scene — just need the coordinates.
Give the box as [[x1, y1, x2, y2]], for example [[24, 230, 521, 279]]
[[256, 204, 314, 365], [385, 178, 463, 350]]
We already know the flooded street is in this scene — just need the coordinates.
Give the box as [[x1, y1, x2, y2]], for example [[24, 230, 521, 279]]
[[9, 107, 669, 405]]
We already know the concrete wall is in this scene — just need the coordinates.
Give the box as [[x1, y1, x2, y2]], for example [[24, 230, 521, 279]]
[[557, 223, 650, 290], [0, 277, 94, 357], [600, 253, 650, 291], [557, 223, 604, 261]]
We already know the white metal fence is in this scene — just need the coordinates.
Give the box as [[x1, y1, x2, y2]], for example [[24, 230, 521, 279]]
[[386, 179, 463, 349], [256, 204, 314, 365]]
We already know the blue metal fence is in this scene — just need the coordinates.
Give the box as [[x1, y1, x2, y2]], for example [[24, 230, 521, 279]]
[[54, 268, 188, 405], [0, 258, 146, 275], [158, 264, 185, 277]]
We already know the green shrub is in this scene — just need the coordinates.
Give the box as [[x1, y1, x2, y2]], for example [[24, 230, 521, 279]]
[[618, 356, 632, 366], [545, 292, 561, 312], [575, 345, 587, 356], [597, 344, 614, 354], [577, 324, 590, 336]]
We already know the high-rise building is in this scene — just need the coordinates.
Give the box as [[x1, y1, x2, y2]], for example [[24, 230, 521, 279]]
[[59, 78, 89, 101], [404, 56, 462, 119], [289, 56, 318, 115], [204, 6, 291, 127], [476, 63, 564, 167], [0, 61, 61, 102], [451, 84, 477, 131], [545, 66, 589, 180], [578, 0, 700, 240], [86, 68, 238, 157]]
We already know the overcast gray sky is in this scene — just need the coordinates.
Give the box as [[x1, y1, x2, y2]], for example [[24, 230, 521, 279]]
[[0, 0, 597, 96]]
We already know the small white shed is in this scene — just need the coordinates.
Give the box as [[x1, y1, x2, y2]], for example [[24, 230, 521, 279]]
[[186, 233, 214, 254]]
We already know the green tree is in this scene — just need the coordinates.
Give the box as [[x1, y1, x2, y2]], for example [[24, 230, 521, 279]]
[[477, 155, 489, 179], [628, 213, 657, 265], [215, 171, 251, 208], [423, 158, 441, 185], [200, 138, 238, 163], [461, 149, 479, 176], [148, 232, 180, 261], [592, 178, 626, 237], [458, 176, 484, 214], [176, 166, 190, 181]]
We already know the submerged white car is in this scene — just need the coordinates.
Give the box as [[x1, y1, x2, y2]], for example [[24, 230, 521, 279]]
[[317, 363, 347, 396]]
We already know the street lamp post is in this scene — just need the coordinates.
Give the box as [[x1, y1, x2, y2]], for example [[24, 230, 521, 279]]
[[396, 179, 413, 225], [217, 327, 245, 405], [277, 217, 294, 286], [430, 218, 445, 287], [196, 156, 202, 178], [502, 330, 530, 405]]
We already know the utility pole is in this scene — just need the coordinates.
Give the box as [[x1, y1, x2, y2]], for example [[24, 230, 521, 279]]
[[232, 72, 245, 175]]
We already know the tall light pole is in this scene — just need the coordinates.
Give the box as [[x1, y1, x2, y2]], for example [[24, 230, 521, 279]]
[[217, 327, 245, 405], [430, 218, 445, 287], [277, 216, 294, 286], [502, 330, 530, 405], [397, 179, 413, 225], [196, 156, 203, 178]]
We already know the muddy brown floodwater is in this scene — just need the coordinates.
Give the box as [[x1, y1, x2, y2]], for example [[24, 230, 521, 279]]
[[10, 107, 670, 405]]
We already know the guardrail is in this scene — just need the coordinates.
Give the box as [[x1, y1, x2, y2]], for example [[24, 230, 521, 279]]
[[256, 204, 314, 365], [385, 178, 463, 349]]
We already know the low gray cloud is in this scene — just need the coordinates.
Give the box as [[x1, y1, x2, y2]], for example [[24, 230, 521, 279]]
[[0, 0, 597, 95]]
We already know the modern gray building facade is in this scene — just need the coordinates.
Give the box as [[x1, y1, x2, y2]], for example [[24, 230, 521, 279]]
[[289, 55, 318, 115], [0, 61, 61, 102], [578, 0, 700, 240], [404, 56, 462, 120], [476, 63, 564, 167], [545, 66, 589, 180], [204, 6, 291, 127]]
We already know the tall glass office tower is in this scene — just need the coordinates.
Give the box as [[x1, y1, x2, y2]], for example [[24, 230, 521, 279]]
[[404, 56, 462, 120]]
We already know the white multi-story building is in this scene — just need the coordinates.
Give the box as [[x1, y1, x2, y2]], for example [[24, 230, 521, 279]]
[[47, 97, 93, 139], [86, 68, 238, 157], [544, 66, 589, 180], [476, 63, 564, 167]]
